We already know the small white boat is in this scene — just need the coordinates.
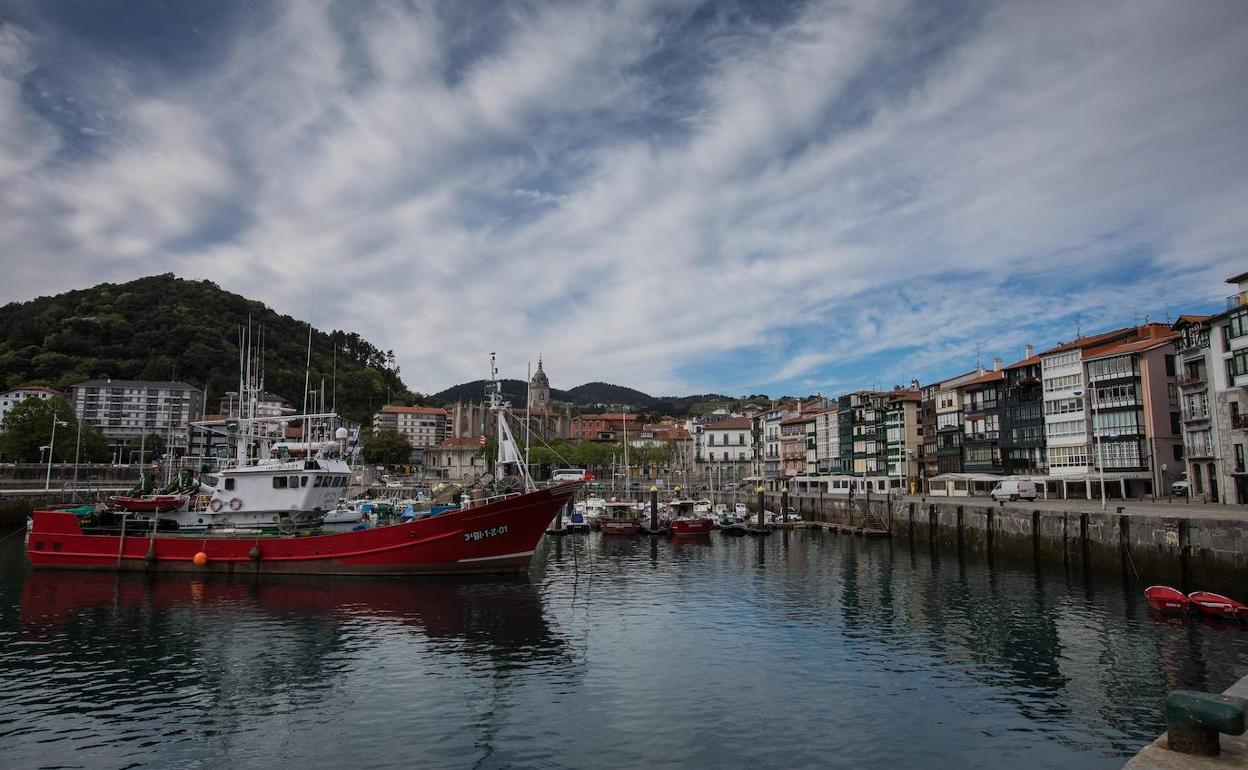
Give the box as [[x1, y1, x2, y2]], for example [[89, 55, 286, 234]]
[[323, 499, 365, 524]]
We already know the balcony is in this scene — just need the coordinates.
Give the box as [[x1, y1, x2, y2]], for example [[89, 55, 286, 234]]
[[1233, 414, 1248, 431], [1185, 443, 1215, 459], [1177, 371, 1206, 389], [1227, 292, 1247, 311], [1181, 407, 1210, 423]]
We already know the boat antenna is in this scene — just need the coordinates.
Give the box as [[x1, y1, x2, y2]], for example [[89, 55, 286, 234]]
[[301, 319, 312, 452], [525, 360, 531, 475], [332, 341, 337, 413]]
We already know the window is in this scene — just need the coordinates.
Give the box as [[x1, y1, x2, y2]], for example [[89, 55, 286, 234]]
[[1094, 382, 1137, 406], [1047, 419, 1084, 438], [1173, 444, 1183, 461], [1047, 444, 1090, 467], [1230, 349, 1248, 380], [1045, 397, 1084, 415], [1164, 354, 1176, 377], [1227, 307, 1248, 339], [1093, 409, 1143, 436], [301, 476, 309, 487], [288, 475, 299, 488], [1170, 412, 1181, 435], [1099, 440, 1142, 469], [1044, 373, 1083, 392], [1043, 351, 1079, 368], [273, 476, 288, 489], [1237, 444, 1246, 473], [225, 478, 235, 491]]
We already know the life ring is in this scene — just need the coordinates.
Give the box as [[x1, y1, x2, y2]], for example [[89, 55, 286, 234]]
[[210, 499, 224, 513], [228, 498, 243, 511]]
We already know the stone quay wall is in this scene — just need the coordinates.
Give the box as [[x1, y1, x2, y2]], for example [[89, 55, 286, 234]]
[[753, 493, 1247, 592]]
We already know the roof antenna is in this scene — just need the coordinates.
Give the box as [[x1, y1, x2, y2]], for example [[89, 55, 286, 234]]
[[1075, 316, 1082, 339], [974, 342, 983, 371]]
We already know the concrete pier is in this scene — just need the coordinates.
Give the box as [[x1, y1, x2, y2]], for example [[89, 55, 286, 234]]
[[754, 493, 1248, 590], [1123, 676, 1248, 769]]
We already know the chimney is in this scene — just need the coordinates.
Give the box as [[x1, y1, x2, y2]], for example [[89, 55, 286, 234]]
[[993, 357, 1003, 372], [1025, 344, 1034, 358]]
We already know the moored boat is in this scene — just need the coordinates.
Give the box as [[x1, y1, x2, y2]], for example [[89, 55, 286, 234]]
[[27, 481, 578, 576], [600, 501, 640, 535], [1188, 591, 1248, 621], [1144, 585, 1192, 615], [106, 494, 188, 513], [669, 499, 713, 536]]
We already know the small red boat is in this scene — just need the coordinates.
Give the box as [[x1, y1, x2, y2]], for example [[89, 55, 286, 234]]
[[106, 494, 189, 512], [1144, 585, 1192, 615], [668, 499, 713, 536], [1188, 591, 1248, 621], [28, 482, 578, 576]]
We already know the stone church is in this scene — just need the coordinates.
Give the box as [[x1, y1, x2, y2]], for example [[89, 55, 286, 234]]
[[449, 357, 572, 441]]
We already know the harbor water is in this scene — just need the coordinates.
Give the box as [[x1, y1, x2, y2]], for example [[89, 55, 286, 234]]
[[1, 529, 1246, 769]]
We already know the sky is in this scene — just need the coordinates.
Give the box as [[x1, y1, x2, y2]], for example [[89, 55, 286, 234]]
[[0, 0, 1245, 398]]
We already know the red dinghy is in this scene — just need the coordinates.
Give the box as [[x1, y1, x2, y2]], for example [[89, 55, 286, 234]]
[[1144, 586, 1192, 615], [1188, 591, 1248, 621], [28, 482, 578, 576]]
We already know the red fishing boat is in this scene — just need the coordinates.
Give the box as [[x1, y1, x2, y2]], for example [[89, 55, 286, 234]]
[[1188, 591, 1248, 621], [1144, 585, 1192, 615], [668, 499, 713, 536], [28, 482, 578, 576]]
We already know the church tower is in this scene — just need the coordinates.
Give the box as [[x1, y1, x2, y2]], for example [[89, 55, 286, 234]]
[[530, 356, 550, 411]]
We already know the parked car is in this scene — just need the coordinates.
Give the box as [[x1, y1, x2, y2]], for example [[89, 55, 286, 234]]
[[1171, 472, 1190, 497], [990, 478, 1038, 502]]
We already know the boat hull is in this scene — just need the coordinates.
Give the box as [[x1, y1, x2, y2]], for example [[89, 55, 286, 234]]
[[601, 520, 640, 535], [671, 518, 713, 536], [1144, 585, 1191, 615], [1188, 591, 1247, 621], [27, 483, 579, 577]]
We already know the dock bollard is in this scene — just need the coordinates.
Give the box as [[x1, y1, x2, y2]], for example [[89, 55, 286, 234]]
[[757, 485, 765, 528], [1165, 690, 1247, 756], [650, 485, 659, 532]]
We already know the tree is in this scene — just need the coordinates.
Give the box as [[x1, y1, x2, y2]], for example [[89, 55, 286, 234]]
[[0, 396, 109, 463], [363, 430, 413, 467], [121, 433, 167, 465]]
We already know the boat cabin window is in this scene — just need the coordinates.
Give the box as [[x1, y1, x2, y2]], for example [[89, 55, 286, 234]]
[[300, 476, 308, 487], [224, 478, 235, 491], [289, 475, 299, 488], [273, 476, 288, 489], [313, 476, 322, 488]]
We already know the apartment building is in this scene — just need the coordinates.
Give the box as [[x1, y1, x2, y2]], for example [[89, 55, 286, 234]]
[[1001, 347, 1046, 475], [0, 385, 62, 423], [1040, 324, 1180, 497], [814, 407, 840, 474], [934, 371, 980, 474], [700, 417, 754, 465], [884, 389, 921, 482], [779, 413, 813, 477], [1174, 314, 1221, 500], [959, 364, 1006, 474], [756, 404, 797, 477], [69, 379, 204, 455], [372, 404, 449, 448], [837, 391, 887, 476]]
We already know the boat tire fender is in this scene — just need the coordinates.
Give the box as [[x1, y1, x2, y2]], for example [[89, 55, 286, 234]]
[[210, 499, 224, 513], [229, 498, 243, 511]]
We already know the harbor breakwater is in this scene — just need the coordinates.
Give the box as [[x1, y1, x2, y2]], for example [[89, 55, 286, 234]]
[[757, 493, 1248, 593]]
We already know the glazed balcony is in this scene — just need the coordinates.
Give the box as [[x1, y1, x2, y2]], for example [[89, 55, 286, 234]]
[[1184, 443, 1215, 459], [1227, 292, 1248, 311], [1177, 371, 1207, 389], [1181, 406, 1210, 423]]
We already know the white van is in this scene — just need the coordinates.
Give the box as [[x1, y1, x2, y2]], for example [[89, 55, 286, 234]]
[[551, 468, 589, 482], [990, 478, 1038, 502]]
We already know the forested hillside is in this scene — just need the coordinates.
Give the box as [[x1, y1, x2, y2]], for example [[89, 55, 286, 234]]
[[0, 274, 412, 425]]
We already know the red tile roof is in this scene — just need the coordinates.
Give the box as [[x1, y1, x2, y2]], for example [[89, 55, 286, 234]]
[[1084, 330, 1178, 359], [959, 370, 1006, 387], [1005, 355, 1041, 370], [432, 437, 482, 450]]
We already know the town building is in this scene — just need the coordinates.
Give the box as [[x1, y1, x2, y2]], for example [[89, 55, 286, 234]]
[[372, 405, 449, 448], [425, 436, 486, 481], [1185, 271, 1248, 504], [0, 385, 62, 424], [918, 382, 939, 481], [779, 413, 813, 477], [959, 364, 1006, 475], [1001, 346, 1046, 475], [838, 391, 887, 477], [884, 388, 922, 484], [448, 358, 572, 441], [756, 403, 797, 477], [1040, 323, 1181, 498], [69, 379, 204, 456], [571, 412, 640, 442], [814, 407, 840, 474], [933, 372, 981, 474]]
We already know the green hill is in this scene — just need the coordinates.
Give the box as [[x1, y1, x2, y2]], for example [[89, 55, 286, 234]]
[[432, 377, 737, 416], [0, 274, 412, 426]]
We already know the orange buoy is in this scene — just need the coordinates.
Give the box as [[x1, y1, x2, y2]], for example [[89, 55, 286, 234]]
[[193, 551, 208, 566]]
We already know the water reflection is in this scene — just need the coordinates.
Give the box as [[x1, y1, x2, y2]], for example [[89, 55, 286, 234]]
[[1, 530, 1245, 770]]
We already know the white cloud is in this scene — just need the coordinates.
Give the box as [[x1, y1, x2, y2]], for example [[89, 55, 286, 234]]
[[0, 0, 1246, 396]]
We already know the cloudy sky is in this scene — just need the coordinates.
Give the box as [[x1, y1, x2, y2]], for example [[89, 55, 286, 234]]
[[1, 0, 1245, 397]]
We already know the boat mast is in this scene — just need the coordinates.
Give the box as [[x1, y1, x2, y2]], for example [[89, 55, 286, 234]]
[[488, 353, 534, 492], [623, 405, 629, 499], [525, 361, 531, 476]]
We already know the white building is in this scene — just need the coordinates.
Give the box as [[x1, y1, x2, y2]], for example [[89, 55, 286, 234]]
[[1193, 271, 1248, 503], [372, 405, 449, 449], [0, 386, 62, 424], [815, 407, 839, 473], [756, 405, 796, 477], [700, 417, 754, 464], [69, 379, 204, 455]]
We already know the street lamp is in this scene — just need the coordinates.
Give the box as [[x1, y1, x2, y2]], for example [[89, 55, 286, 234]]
[[1071, 387, 1105, 510], [45, 417, 68, 491]]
